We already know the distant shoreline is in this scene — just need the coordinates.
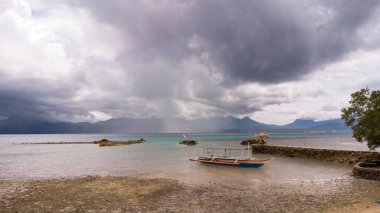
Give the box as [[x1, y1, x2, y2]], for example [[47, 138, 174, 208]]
[[17, 142, 94, 144], [16, 139, 145, 147]]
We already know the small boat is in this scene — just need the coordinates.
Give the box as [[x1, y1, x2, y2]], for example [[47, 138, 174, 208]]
[[190, 156, 272, 168], [189, 147, 273, 168]]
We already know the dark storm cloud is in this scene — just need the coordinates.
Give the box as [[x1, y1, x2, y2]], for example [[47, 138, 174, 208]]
[[0, 75, 90, 121], [0, 88, 44, 117], [0, 88, 64, 120], [73, 0, 380, 83]]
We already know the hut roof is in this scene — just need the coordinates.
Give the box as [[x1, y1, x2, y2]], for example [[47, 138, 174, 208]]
[[254, 132, 269, 138]]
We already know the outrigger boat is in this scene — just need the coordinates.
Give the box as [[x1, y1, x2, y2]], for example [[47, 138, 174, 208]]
[[189, 146, 273, 168]]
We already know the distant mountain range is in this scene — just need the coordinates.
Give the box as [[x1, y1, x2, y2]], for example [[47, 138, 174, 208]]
[[0, 115, 351, 134]]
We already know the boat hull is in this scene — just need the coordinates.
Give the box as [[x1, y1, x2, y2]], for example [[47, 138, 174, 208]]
[[189, 157, 271, 168], [238, 162, 264, 168]]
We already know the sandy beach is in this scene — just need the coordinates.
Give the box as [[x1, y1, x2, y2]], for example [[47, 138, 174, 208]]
[[1, 175, 379, 213]]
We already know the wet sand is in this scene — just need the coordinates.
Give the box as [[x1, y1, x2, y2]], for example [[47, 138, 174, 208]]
[[1, 176, 379, 212]]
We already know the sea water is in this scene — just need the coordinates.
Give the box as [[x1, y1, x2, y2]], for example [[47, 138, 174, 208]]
[[0, 133, 375, 185]]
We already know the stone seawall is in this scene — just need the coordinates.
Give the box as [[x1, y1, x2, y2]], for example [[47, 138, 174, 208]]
[[251, 145, 380, 164], [353, 161, 380, 181]]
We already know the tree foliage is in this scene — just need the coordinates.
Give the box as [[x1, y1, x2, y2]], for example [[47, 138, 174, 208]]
[[341, 88, 380, 150]]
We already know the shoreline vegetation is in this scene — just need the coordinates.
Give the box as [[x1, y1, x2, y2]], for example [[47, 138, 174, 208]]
[[17, 138, 145, 147], [1, 176, 379, 212]]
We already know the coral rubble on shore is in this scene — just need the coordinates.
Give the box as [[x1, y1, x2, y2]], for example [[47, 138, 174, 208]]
[[1, 176, 379, 212]]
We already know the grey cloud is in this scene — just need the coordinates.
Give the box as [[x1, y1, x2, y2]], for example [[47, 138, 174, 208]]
[[0, 60, 98, 121], [73, 0, 379, 83], [66, 0, 379, 120], [0, 82, 82, 121], [1, 0, 380, 123], [321, 104, 338, 112]]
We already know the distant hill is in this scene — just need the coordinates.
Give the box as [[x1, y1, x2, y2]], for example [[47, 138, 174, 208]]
[[0, 115, 350, 134], [284, 119, 317, 129], [283, 118, 349, 132]]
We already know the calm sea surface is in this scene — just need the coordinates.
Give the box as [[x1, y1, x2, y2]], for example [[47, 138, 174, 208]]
[[0, 133, 376, 185]]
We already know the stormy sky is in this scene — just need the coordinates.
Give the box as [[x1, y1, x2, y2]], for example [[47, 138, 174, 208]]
[[1, 0, 380, 124]]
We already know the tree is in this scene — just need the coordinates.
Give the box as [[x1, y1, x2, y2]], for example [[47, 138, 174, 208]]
[[341, 87, 380, 150]]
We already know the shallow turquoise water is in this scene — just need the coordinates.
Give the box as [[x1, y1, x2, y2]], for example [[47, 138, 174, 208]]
[[0, 133, 373, 185]]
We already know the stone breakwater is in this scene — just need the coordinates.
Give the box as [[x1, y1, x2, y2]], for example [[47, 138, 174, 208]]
[[251, 145, 380, 164], [353, 161, 380, 181]]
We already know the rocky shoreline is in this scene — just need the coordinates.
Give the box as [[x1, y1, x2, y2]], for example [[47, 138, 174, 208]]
[[94, 139, 145, 146], [251, 145, 380, 164], [251, 145, 380, 181], [1, 176, 379, 212]]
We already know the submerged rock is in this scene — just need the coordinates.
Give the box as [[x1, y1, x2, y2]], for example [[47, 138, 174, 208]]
[[179, 140, 198, 146], [94, 139, 144, 147]]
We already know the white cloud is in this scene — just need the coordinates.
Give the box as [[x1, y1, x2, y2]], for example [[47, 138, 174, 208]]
[[252, 48, 380, 124]]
